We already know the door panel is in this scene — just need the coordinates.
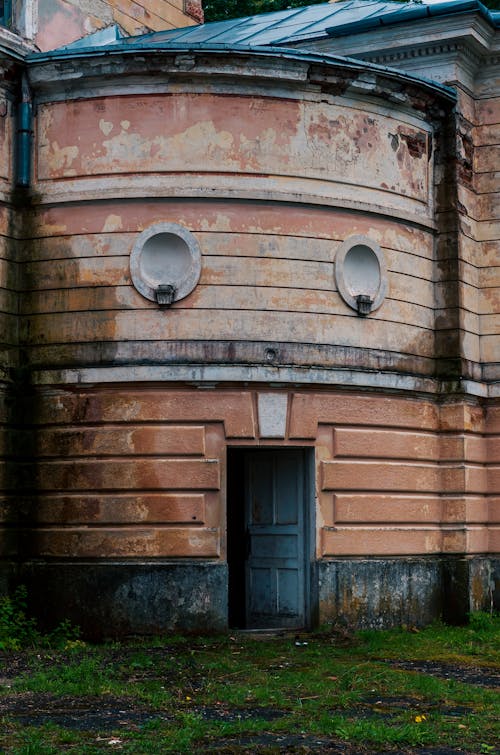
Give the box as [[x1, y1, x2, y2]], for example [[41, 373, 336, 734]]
[[245, 450, 306, 629], [251, 533, 297, 558], [250, 456, 274, 524], [249, 568, 273, 614], [276, 455, 299, 524], [277, 569, 300, 615]]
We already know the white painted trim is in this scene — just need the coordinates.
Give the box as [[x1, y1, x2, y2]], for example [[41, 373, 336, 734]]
[[0, 24, 35, 54], [31, 365, 436, 390], [16, 0, 37, 40], [460, 380, 488, 398]]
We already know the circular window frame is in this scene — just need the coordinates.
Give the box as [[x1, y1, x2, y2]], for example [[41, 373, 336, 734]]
[[130, 222, 202, 304], [335, 234, 388, 314]]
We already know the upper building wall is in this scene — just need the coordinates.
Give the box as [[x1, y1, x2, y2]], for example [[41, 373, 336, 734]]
[[299, 7, 499, 384], [20, 49, 454, 388], [7, 0, 203, 51]]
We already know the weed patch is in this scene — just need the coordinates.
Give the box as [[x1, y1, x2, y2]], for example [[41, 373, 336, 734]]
[[0, 586, 80, 651]]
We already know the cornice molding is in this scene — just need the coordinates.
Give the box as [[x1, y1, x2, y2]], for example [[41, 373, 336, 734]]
[[26, 46, 455, 115], [0, 25, 34, 61], [364, 41, 482, 72], [28, 364, 497, 400]]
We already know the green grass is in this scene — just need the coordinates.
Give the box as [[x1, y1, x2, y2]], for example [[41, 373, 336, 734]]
[[357, 611, 500, 664], [0, 614, 498, 753]]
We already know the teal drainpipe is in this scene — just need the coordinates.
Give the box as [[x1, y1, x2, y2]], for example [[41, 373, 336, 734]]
[[16, 74, 33, 187]]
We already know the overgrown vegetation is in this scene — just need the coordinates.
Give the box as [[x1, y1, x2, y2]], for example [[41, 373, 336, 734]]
[[0, 586, 80, 651], [0, 611, 498, 753]]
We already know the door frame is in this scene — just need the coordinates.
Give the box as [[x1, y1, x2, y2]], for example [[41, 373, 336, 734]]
[[226, 446, 316, 630]]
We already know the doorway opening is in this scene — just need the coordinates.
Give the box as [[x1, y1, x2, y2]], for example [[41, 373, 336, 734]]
[[227, 447, 313, 630]]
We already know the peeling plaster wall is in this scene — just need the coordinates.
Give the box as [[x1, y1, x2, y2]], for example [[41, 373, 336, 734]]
[[473, 84, 500, 582], [13, 0, 202, 51], [25, 55, 443, 378], [302, 27, 500, 595], [306, 18, 499, 388], [478, 61, 500, 597], [22, 200, 438, 375]]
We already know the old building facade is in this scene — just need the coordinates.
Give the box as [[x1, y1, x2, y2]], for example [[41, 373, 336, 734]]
[[3, 0, 203, 49], [0, 0, 498, 636]]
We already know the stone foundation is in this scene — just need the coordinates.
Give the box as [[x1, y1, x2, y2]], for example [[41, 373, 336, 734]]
[[11, 556, 499, 638], [318, 556, 499, 630], [20, 561, 228, 639], [317, 558, 443, 629]]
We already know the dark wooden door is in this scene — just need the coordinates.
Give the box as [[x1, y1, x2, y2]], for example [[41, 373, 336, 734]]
[[244, 450, 307, 629]]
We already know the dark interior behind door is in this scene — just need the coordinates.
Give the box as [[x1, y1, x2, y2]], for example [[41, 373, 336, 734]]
[[228, 448, 310, 630]]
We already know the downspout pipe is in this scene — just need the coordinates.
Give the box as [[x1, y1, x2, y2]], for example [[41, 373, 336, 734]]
[[16, 73, 33, 187]]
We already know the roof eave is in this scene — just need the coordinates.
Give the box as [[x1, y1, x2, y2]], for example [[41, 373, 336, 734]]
[[325, 0, 498, 39], [25, 40, 456, 104]]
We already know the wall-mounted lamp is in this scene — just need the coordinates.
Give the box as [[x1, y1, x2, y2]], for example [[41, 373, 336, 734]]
[[355, 294, 373, 317], [155, 284, 177, 307]]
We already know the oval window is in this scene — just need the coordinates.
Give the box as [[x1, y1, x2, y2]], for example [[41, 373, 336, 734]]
[[335, 235, 387, 316], [130, 222, 201, 306]]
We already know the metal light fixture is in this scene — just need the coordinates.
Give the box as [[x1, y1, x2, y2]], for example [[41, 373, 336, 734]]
[[355, 294, 373, 317], [155, 284, 177, 307]]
